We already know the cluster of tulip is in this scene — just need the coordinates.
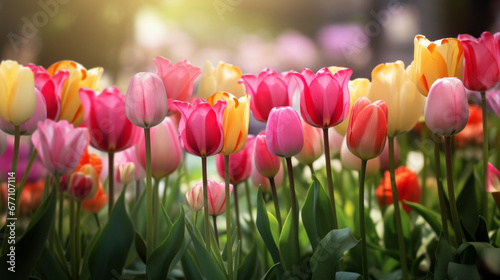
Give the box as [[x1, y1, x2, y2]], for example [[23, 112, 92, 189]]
[[1, 31, 500, 280]]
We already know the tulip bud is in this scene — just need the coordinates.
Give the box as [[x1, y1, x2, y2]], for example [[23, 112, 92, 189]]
[[68, 165, 98, 201], [186, 183, 204, 212], [254, 132, 281, 178], [117, 162, 135, 185], [424, 78, 469, 136], [207, 179, 233, 216], [486, 163, 500, 210], [266, 106, 304, 158], [0, 88, 47, 135], [295, 119, 323, 165]]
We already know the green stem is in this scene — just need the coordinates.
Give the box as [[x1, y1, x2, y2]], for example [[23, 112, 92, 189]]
[[308, 163, 315, 177], [202, 156, 211, 252], [94, 213, 101, 228], [213, 215, 220, 249], [70, 198, 78, 280], [244, 181, 255, 228], [76, 201, 81, 276], [269, 177, 282, 232], [135, 179, 141, 227], [323, 128, 338, 229], [444, 136, 463, 247], [195, 211, 199, 227], [58, 192, 64, 240], [388, 137, 408, 280], [234, 184, 242, 241], [108, 151, 115, 216], [49, 176, 60, 253], [162, 175, 170, 206], [359, 160, 368, 280], [11, 125, 20, 175], [153, 178, 160, 250], [224, 155, 233, 280], [144, 128, 154, 257], [421, 123, 428, 205], [434, 138, 450, 242], [480, 92, 489, 221], [286, 157, 300, 262]]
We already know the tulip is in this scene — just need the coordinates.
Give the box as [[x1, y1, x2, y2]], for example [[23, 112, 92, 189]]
[[81, 183, 108, 214], [154, 56, 201, 108], [376, 166, 421, 213], [266, 107, 304, 158], [117, 162, 135, 185], [487, 89, 500, 118], [340, 137, 380, 176], [27, 63, 68, 121], [486, 163, 500, 210], [346, 97, 388, 160], [0, 88, 46, 135], [0, 60, 36, 126], [458, 32, 500, 92], [186, 183, 204, 212], [454, 105, 483, 148], [116, 146, 146, 181], [413, 35, 463, 96], [215, 136, 254, 185], [125, 72, 168, 128], [174, 98, 227, 157], [240, 68, 294, 122], [254, 131, 281, 178], [425, 78, 469, 136], [295, 118, 323, 165], [206, 179, 233, 216], [136, 117, 182, 179], [334, 78, 371, 136], [75, 149, 103, 176], [197, 61, 247, 99], [47, 60, 103, 126], [250, 160, 284, 194], [369, 61, 426, 137], [68, 167, 98, 201], [379, 138, 400, 171]]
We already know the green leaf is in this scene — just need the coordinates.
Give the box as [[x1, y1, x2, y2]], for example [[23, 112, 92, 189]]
[[434, 236, 456, 280], [301, 176, 335, 250], [279, 211, 300, 275], [146, 207, 185, 279], [335, 271, 362, 280], [457, 173, 479, 235], [0, 188, 57, 280], [260, 263, 280, 280], [186, 221, 226, 279], [181, 250, 204, 280], [135, 231, 147, 264], [405, 201, 442, 237], [474, 216, 489, 243], [456, 242, 493, 265], [36, 246, 69, 280], [447, 262, 480, 280], [256, 188, 282, 274], [383, 203, 410, 251], [238, 244, 258, 280], [88, 189, 135, 279], [310, 228, 359, 280]]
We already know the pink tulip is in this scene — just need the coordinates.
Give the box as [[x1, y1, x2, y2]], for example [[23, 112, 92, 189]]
[[68, 169, 97, 201], [0, 88, 46, 135], [207, 179, 233, 216], [136, 117, 182, 179], [346, 97, 388, 160], [253, 131, 281, 178], [295, 118, 323, 165], [215, 136, 254, 184], [125, 72, 168, 128], [174, 98, 227, 157], [239, 68, 294, 122], [116, 146, 146, 181], [458, 32, 500, 91], [186, 183, 204, 212], [340, 138, 380, 176], [154, 56, 201, 109], [266, 107, 304, 158], [294, 67, 352, 128], [80, 86, 141, 152], [425, 78, 469, 136], [250, 159, 284, 194], [27, 64, 68, 121], [32, 119, 90, 176], [487, 163, 500, 193]]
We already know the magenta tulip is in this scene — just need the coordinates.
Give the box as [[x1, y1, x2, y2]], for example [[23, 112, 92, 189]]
[[215, 136, 254, 184], [125, 72, 168, 128], [425, 78, 469, 136], [207, 179, 233, 216], [294, 67, 352, 128], [136, 117, 182, 179], [31, 119, 90, 176], [253, 131, 281, 178], [266, 107, 304, 158], [0, 88, 46, 135], [174, 98, 227, 157], [239, 68, 294, 122], [458, 32, 500, 91], [295, 118, 323, 165]]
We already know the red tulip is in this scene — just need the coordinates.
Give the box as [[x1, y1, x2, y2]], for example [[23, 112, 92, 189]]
[[240, 68, 294, 122], [458, 32, 500, 91], [253, 131, 281, 178], [80, 86, 141, 152], [174, 98, 226, 157], [266, 107, 304, 158], [215, 136, 254, 184], [376, 166, 421, 213], [346, 97, 388, 160], [68, 169, 97, 201], [206, 179, 233, 216]]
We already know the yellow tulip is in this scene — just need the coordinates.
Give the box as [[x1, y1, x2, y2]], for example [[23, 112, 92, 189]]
[[47, 61, 103, 126], [207, 92, 250, 155], [0, 60, 36, 126], [334, 78, 371, 136], [413, 35, 464, 96], [369, 60, 426, 137], [197, 61, 246, 99]]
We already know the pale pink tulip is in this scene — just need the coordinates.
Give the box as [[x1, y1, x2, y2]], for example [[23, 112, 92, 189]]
[[266, 107, 304, 158], [207, 179, 233, 216]]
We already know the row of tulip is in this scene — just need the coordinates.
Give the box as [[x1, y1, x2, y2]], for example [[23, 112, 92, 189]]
[[0, 31, 500, 280]]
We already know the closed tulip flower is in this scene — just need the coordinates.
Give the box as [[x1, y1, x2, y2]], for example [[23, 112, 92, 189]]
[[346, 97, 388, 160], [80, 86, 141, 152], [254, 131, 281, 178], [186, 183, 204, 212], [197, 61, 247, 99], [240, 68, 294, 122], [117, 162, 135, 185], [154, 56, 201, 106], [458, 32, 500, 91], [27, 64, 68, 121], [82, 184, 108, 214], [266, 107, 304, 158], [47, 60, 103, 126], [116, 146, 146, 181], [334, 78, 371, 136], [413, 35, 464, 96], [174, 98, 226, 157], [31, 119, 90, 176], [369, 61, 426, 137], [376, 166, 421, 213], [207, 179, 233, 216], [0, 88, 46, 135], [68, 166, 98, 201], [125, 72, 168, 128], [487, 163, 500, 210], [295, 118, 323, 165], [136, 117, 182, 179], [425, 78, 469, 136], [0, 60, 36, 126], [216, 136, 254, 185], [341, 137, 380, 176]]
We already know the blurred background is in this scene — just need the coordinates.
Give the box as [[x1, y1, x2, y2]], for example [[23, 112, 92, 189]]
[[0, 0, 499, 89]]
